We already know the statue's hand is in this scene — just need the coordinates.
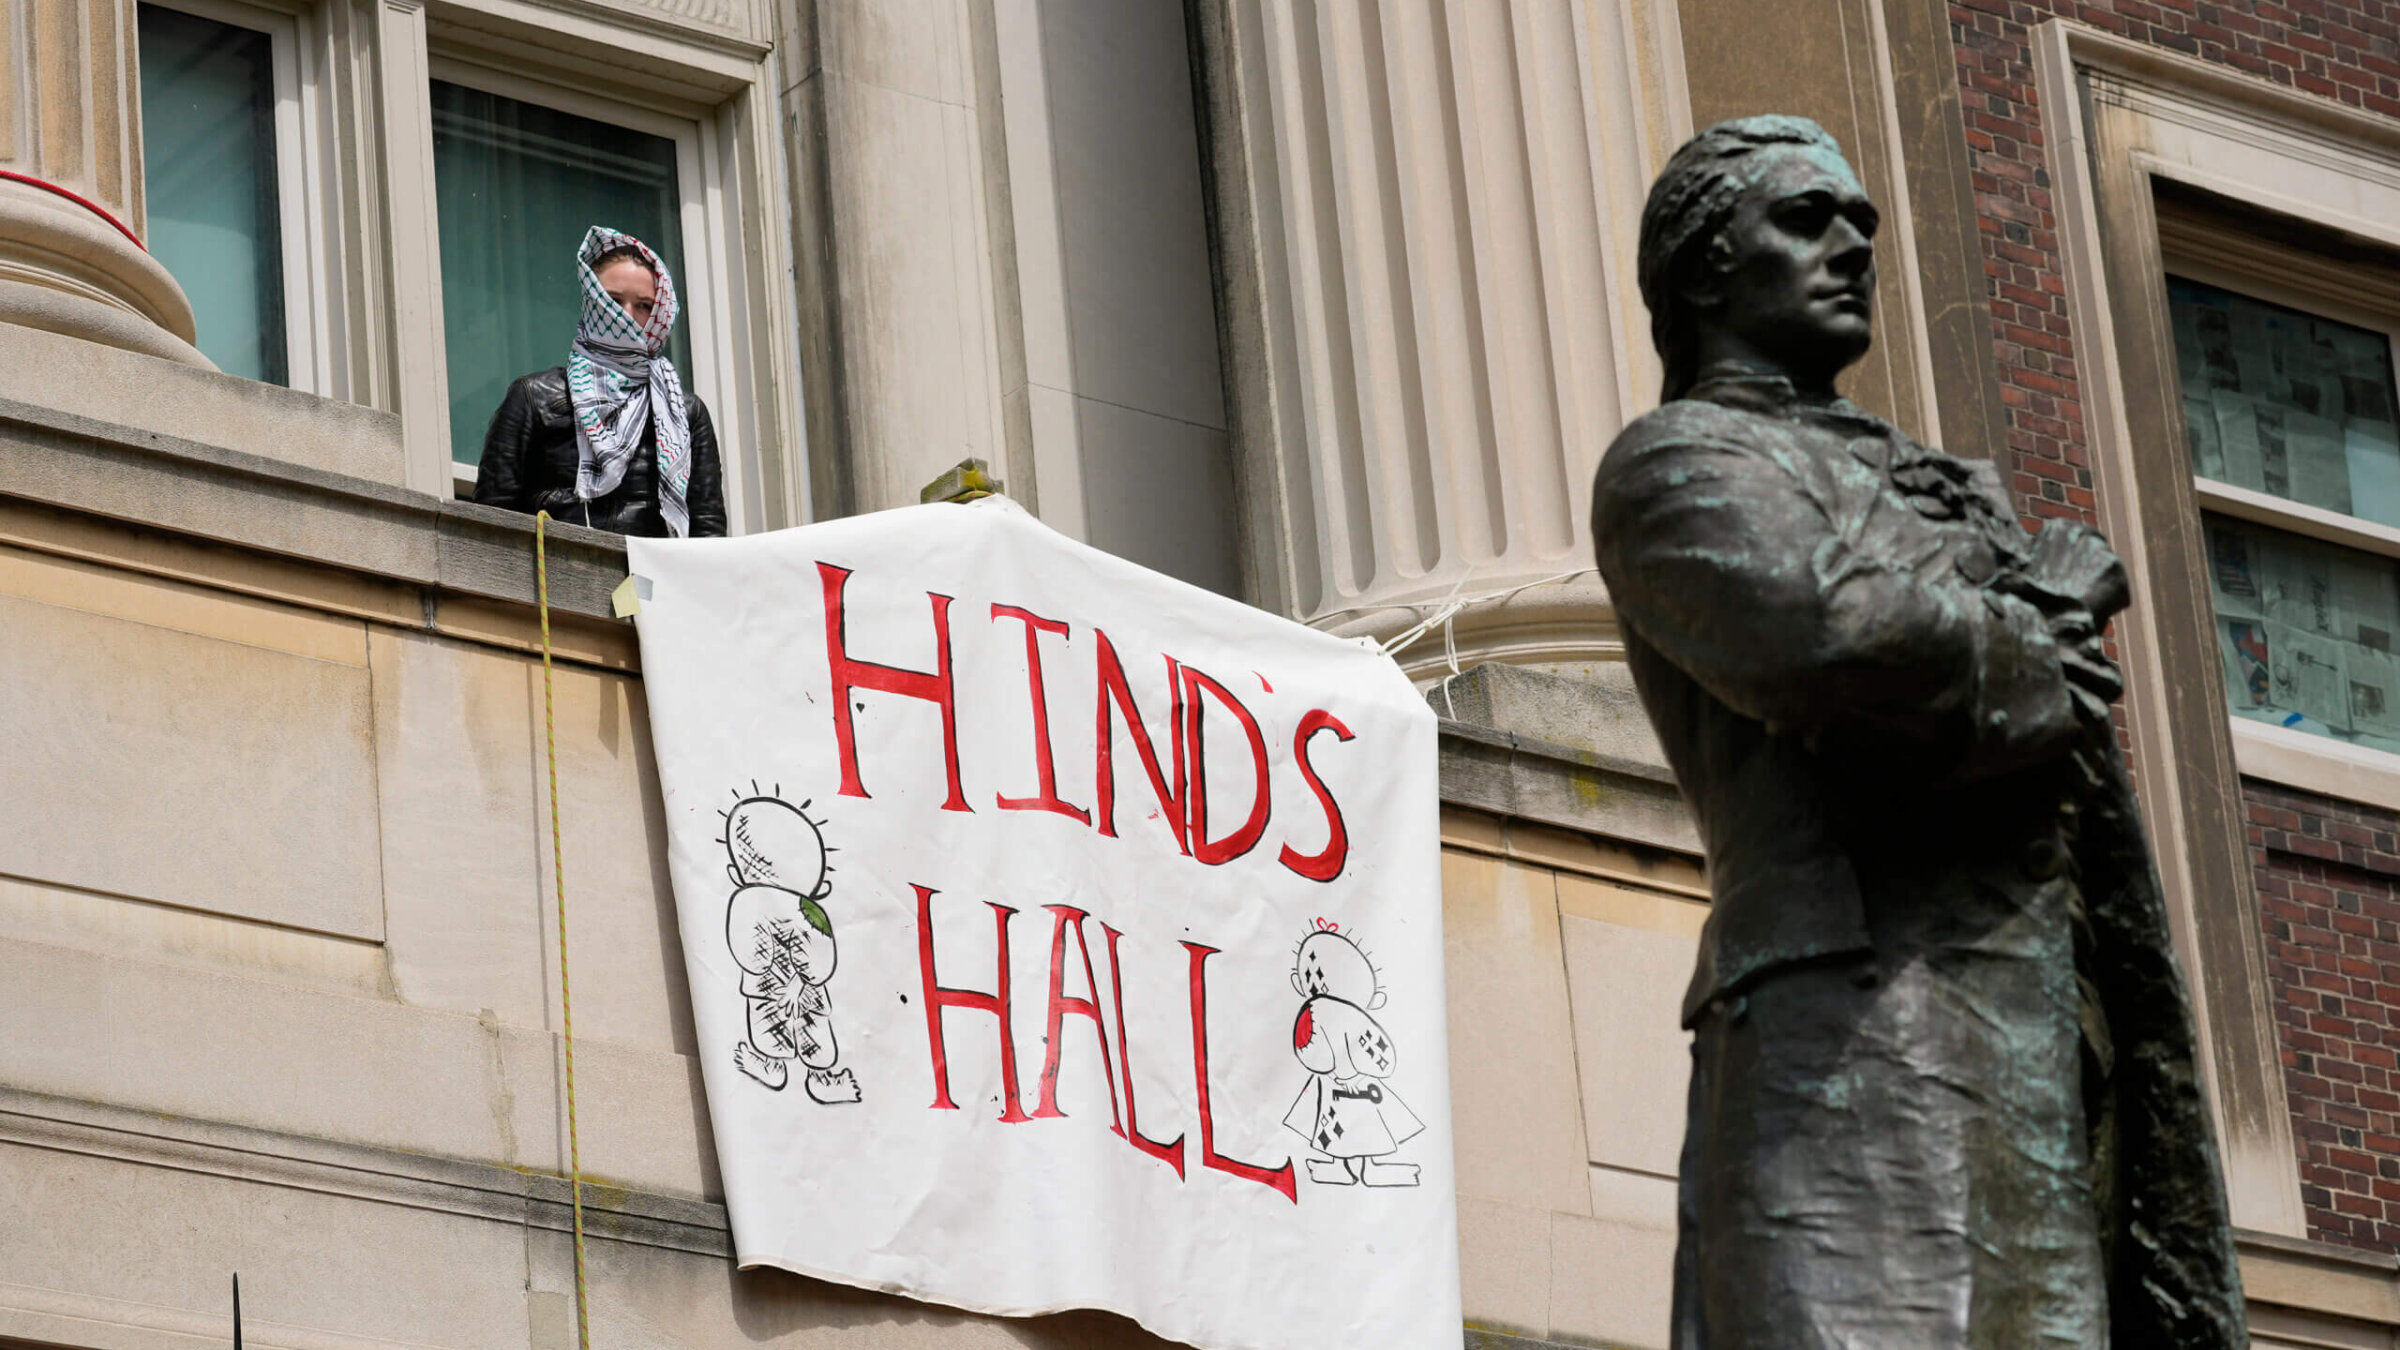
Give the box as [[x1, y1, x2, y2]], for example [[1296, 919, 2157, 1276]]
[[2025, 519, 2130, 621]]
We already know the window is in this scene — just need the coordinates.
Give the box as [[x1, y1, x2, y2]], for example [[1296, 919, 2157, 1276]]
[[2168, 275, 2400, 755], [137, 1, 286, 383], [428, 80, 694, 484], [123, 5, 801, 523]]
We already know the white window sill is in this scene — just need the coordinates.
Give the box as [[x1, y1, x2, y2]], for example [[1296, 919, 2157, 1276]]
[[2194, 477, 2400, 560], [2230, 717, 2400, 814]]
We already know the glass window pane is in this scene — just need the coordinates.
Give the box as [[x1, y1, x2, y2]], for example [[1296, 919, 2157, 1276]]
[[430, 82, 689, 470], [136, 3, 286, 385], [2205, 514, 2400, 751], [2168, 275, 2400, 526]]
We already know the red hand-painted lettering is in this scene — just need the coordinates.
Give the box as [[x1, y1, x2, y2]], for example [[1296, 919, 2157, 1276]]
[[914, 884, 1031, 1122], [1033, 905, 1123, 1132], [1184, 668, 1271, 866], [992, 605, 1092, 824], [818, 562, 971, 812], [1277, 709, 1354, 882], [1102, 922, 1187, 1177], [1094, 631, 1189, 855], [1184, 941, 1297, 1202]]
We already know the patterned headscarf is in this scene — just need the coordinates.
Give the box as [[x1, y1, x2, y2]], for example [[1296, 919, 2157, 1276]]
[[568, 226, 693, 536]]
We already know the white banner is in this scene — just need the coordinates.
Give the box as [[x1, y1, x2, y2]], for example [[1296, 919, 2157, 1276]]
[[628, 500, 1458, 1350]]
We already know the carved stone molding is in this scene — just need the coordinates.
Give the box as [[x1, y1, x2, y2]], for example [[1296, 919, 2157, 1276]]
[[0, 0, 205, 365], [452, 0, 775, 56], [0, 181, 203, 365]]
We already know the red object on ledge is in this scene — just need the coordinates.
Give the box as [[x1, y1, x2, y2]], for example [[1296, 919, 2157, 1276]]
[[0, 169, 145, 251]]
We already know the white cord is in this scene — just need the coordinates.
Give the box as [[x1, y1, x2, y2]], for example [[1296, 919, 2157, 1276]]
[[1431, 669, 1463, 720], [1377, 567, 1598, 662], [1376, 566, 1480, 660]]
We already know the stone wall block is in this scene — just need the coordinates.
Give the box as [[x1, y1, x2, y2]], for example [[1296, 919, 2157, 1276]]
[[372, 627, 550, 1028], [0, 588, 383, 939], [1559, 906, 1694, 1178], [1440, 850, 1592, 1214]]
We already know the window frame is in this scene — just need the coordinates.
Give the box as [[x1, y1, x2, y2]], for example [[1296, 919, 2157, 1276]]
[[2024, 19, 2386, 1240], [414, 50, 756, 530], [358, 2, 806, 525], [137, 0, 334, 395], [2162, 231, 2400, 807], [422, 53, 724, 499]]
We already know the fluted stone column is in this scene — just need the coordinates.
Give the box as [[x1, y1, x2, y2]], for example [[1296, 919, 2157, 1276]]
[[1196, 0, 1693, 676], [0, 0, 207, 366]]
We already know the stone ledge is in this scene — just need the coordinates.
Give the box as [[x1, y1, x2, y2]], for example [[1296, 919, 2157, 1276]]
[[0, 319, 363, 472], [0, 1085, 729, 1259], [2238, 1226, 2400, 1328], [1431, 660, 1668, 774], [1467, 1328, 1639, 1350], [0, 395, 630, 624], [8, 1098, 2384, 1340], [1462, 1231, 2398, 1350], [1438, 719, 1701, 858]]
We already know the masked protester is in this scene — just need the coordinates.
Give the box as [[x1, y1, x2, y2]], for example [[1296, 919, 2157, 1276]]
[[474, 226, 727, 537]]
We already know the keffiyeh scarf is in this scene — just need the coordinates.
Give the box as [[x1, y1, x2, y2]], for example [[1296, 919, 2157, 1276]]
[[568, 226, 693, 537]]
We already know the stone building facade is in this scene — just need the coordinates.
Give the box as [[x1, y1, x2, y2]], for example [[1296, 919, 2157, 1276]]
[[1, 0, 2397, 1348]]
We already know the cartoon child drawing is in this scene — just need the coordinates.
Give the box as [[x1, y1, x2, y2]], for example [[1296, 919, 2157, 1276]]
[[720, 789, 861, 1105], [1283, 918, 1422, 1186]]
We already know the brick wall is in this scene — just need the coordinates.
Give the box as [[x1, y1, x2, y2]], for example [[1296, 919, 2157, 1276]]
[[1948, 1, 2400, 1251], [1952, 0, 2400, 532], [2247, 778, 2400, 1249]]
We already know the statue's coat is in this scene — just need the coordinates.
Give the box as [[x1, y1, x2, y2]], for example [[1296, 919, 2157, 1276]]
[[1594, 367, 2245, 1347]]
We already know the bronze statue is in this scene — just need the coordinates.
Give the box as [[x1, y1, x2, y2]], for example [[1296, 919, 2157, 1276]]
[[1591, 115, 2246, 1346]]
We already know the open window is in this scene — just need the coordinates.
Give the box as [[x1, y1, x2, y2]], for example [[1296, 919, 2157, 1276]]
[[425, 71, 708, 497]]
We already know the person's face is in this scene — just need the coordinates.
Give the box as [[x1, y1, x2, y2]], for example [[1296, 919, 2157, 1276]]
[[598, 257, 660, 329], [1689, 145, 1879, 383]]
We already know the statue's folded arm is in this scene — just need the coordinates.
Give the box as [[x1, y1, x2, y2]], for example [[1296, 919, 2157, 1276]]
[[1595, 430, 2082, 777]]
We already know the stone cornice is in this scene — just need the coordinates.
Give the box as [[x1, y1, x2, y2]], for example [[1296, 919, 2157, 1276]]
[[0, 1085, 731, 1257], [0, 394, 631, 625], [1437, 718, 1700, 857]]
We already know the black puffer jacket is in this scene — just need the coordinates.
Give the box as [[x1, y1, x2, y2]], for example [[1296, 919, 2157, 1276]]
[[472, 366, 727, 537]]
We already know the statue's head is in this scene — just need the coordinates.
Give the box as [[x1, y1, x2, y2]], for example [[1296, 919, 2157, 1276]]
[[1638, 116, 1878, 401]]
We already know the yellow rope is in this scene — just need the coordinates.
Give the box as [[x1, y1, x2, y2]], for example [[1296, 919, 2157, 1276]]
[[534, 511, 593, 1350]]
